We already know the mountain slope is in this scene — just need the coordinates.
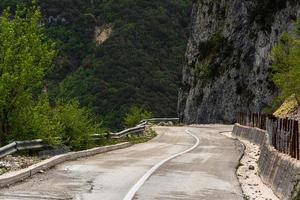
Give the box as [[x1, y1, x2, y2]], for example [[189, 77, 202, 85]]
[[178, 0, 299, 124]]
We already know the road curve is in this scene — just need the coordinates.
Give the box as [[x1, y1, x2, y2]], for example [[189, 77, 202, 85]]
[[0, 125, 243, 200]]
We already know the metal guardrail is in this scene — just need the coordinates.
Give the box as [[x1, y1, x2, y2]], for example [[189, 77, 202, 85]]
[[0, 139, 45, 159], [110, 125, 146, 139], [109, 117, 179, 139], [16, 139, 44, 151], [141, 118, 179, 124], [0, 117, 178, 157], [0, 142, 17, 159], [0, 125, 146, 158]]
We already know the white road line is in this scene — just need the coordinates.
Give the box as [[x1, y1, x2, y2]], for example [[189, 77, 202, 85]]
[[123, 129, 200, 200]]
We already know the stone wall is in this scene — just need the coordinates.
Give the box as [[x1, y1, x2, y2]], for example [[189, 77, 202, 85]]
[[233, 124, 300, 200]]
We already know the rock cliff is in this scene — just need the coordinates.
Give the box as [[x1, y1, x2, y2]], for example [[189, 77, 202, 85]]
[[178, 0, 300, 124]]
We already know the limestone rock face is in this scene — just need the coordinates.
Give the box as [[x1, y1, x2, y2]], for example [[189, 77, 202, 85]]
[[178, 0, 300, 124]]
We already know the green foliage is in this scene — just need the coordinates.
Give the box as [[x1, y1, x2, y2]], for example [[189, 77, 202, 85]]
[[0, 0, 191, 131], [0, 5, 104, 150], [297, 20, 300, 35], [14, 94, 64, 145], [124, 106, 152, 128], [272, 24, 300, 103], [0, 0, 191, 130], [195, 61, 212, 83], [293, 188, 300, 200], [16, 95, 103, 150], [54, 100, 103, 150], [198, 32, 225, 62], [195, 32, 234, 82], [0, 5, 56, 144]]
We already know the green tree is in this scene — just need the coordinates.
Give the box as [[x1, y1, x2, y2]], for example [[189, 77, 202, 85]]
[[0, 5, 103, 150], [14, 94, 64, 145], [54, 100, 103, 150], [16, 94, 104, 150], [0, 5, 56, 145], [272, 22, 300, 104], [0, 0, 191, 131], [124, 106, 152, 128]]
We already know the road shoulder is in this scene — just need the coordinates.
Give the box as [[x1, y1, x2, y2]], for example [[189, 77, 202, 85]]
[[221, 131, 279, 200]]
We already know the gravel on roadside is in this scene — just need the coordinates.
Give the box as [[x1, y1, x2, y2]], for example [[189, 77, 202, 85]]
[[220, 131, 279, 200], [0, 155, 41, 175]]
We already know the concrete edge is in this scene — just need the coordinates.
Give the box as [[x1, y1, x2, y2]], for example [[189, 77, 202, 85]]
[[218, 131, 247, 199], [234, 138, 246, 170], [0, 142, 132, 188], [232, 123, 300, 200], [234, 138, 247, 199]]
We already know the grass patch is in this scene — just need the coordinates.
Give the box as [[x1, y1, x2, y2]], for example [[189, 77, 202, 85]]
[[273, 95, 299, 118]]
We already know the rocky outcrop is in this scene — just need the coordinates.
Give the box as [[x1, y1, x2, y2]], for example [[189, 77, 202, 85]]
[[94, 24, 113, 46], [178, 0, 300, 124]]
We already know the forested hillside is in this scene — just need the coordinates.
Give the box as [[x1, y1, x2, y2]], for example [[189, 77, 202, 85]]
[[0, 0, 191, 130]]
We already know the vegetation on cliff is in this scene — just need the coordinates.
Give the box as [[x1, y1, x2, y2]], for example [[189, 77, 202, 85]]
[[272, 20, 300, 104], [271, 20, 300, 117]]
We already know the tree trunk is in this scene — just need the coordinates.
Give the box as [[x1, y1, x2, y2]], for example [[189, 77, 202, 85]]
[[0, 122, 3, 146], [0, 109, 9, 146]]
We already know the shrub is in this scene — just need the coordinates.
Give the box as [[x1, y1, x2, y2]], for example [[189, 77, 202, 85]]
[[13, 95, 104, 150], [0, 5, 104, 150], [12, 94, 63, 145], [124, 106, 152, 128], [0, 5, 56, 145], [55, 100, 103, 150], [272, 24, 300, 104]]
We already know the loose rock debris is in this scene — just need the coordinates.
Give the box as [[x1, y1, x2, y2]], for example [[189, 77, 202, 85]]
[[220, 132, 279, 200], [0, 155, 40, 175]]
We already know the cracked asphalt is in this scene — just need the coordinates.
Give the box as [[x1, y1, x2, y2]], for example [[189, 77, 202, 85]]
[[0, 125, 243, 200]]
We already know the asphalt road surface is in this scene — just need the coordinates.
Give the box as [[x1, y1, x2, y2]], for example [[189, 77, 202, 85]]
[[0, 125, 244, 200]]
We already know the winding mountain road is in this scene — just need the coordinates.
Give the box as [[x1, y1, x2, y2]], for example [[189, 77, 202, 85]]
[[0, 125, 244, 200]]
